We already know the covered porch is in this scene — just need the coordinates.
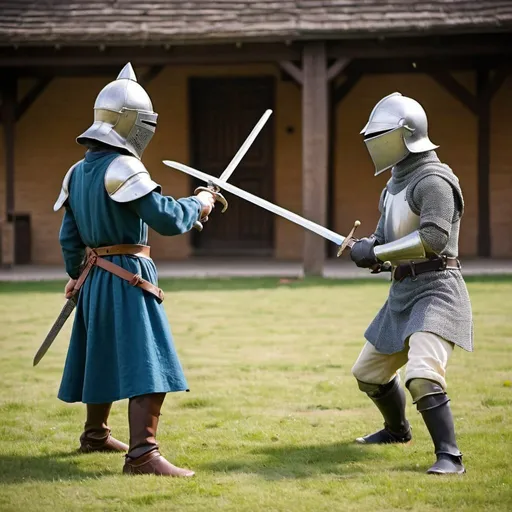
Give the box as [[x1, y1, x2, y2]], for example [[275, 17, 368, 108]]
[[1, 4, 511, 274]]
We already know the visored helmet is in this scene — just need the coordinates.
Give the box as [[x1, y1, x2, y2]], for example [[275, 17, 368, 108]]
[[361, 92, 438, 175]]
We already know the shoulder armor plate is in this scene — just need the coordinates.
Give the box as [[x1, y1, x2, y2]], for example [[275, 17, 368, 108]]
[[53, 161, 82, 211], [104, 155, 160, 203]]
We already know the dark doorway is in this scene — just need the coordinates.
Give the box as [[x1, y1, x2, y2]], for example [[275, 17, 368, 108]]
[[7, 213, 31, 264], [189, 76, 275, 255]]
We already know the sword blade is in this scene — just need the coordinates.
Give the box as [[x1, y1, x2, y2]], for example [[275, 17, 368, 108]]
[[218, 109, 272, 182], [33, 295, 77, 366], [162, 161, 347, 247]]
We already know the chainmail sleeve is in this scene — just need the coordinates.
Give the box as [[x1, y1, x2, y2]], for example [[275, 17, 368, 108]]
[[411, 175, 457, 254]]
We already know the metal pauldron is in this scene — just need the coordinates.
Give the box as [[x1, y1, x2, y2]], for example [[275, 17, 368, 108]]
[[53, 162, 80, 211], [104, 155, 160, 203]]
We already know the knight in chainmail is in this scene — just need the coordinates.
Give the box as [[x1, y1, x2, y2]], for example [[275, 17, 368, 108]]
[[349, 92, 473, 475]]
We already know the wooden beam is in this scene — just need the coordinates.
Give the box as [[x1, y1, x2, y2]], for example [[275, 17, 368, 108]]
[[0, 33, 510, 67], [10, 65, 125, 78], [327, 58, 350, 83], [1, 74, 17, 266], [279, 61, 303, 85], [488, 68, 510, 99], [334, 70, 363, 105], [476, 70, 492, 258], [0, 43, 302, 67], [139, 65, 164, 87], [279, 57, 352, 88], [302, 42, 328, 276], [1, 75, 17, 218], [16, 77, 52, 121], [428, 71, 478, 115], [349, 55, 511, 75], [328, 33, 512, 59]]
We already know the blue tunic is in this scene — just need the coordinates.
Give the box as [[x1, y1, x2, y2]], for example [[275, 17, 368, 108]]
[[57, 150, 203, 404]]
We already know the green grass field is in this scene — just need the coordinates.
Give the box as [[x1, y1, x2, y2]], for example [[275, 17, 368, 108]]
[[0, 276, 511, 511]]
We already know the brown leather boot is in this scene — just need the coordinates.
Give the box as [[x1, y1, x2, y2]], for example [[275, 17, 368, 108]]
[[123, 393, 195, 477], [79, 403, 129, 453]]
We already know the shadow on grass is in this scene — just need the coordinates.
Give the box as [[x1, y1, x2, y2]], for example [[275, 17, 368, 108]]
[[394, 462, 431, 474], [200, 441, 380, 480], [0, 450, 118, 483], [1, 274, 510, 295]]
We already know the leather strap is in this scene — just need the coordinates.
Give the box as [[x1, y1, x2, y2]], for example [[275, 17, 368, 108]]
[[393, 257, 461, 281], [72, 245, 164, 303], [93, 256, 164, 302], [73, 255, 96, 292]]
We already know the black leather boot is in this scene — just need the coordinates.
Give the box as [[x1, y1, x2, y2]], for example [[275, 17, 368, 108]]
[[417, 393, 465, 475], [356, 376, 412, 444]]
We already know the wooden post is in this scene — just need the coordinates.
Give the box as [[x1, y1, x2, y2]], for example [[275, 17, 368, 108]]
[[1, 74, 17, 266], [302, 42, 328, 276], [476, 70, 491, 258], [326, 80, 337, 258]]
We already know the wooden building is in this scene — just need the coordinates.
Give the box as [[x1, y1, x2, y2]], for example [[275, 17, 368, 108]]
[[0, 1, 511, 274]]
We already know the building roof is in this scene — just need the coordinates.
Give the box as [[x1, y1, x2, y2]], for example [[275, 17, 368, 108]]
[[0, 1, 511, 46]]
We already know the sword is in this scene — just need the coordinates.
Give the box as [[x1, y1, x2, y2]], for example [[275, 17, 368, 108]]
[[192, 108, 273, 231], [162, 160, 361, 256], [33, 293, 78, 366]]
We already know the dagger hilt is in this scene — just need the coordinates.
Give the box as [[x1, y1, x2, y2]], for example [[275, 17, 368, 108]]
[[193, 182, 229, 231], [336, 220, 361, 257]]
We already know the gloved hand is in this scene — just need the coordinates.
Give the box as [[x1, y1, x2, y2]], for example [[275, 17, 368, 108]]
[[350, 236, 380, 268], [196, 190, 215, 219]]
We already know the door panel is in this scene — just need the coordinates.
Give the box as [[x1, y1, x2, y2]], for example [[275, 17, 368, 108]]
[[190, 77, 275, 255]]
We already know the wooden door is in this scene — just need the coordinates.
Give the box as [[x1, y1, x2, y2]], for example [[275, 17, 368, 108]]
[[189, 77, 275, 255]]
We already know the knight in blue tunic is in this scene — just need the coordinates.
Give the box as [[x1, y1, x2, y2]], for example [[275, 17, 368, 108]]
[[53, 63, 215, 477]]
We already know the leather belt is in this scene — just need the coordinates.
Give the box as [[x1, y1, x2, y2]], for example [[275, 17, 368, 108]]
[[393, 256, 461, 282], [72, 244, 164, 303], [93, 244, 151, 259]]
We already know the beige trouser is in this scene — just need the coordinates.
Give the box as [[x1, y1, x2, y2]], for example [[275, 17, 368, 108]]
[[351, 332, 454, 391]]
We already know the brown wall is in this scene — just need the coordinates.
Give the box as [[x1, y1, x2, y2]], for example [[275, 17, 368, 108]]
[[0, 65, 510, 265], [491, 74, 512, 257]]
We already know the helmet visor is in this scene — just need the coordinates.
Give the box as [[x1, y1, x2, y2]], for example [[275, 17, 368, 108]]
[[363, 127, 410, 175]]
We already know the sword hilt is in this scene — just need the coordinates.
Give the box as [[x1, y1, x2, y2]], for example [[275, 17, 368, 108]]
[[193, 183, 229, 231], [337, 220, 361, 257], [195, 184, 228, 213], [370, 261, 393, 274]]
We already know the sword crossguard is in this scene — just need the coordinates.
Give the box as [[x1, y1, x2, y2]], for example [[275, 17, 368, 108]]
[[337, 220, 361, 257], [193, 184, 229, 231]]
